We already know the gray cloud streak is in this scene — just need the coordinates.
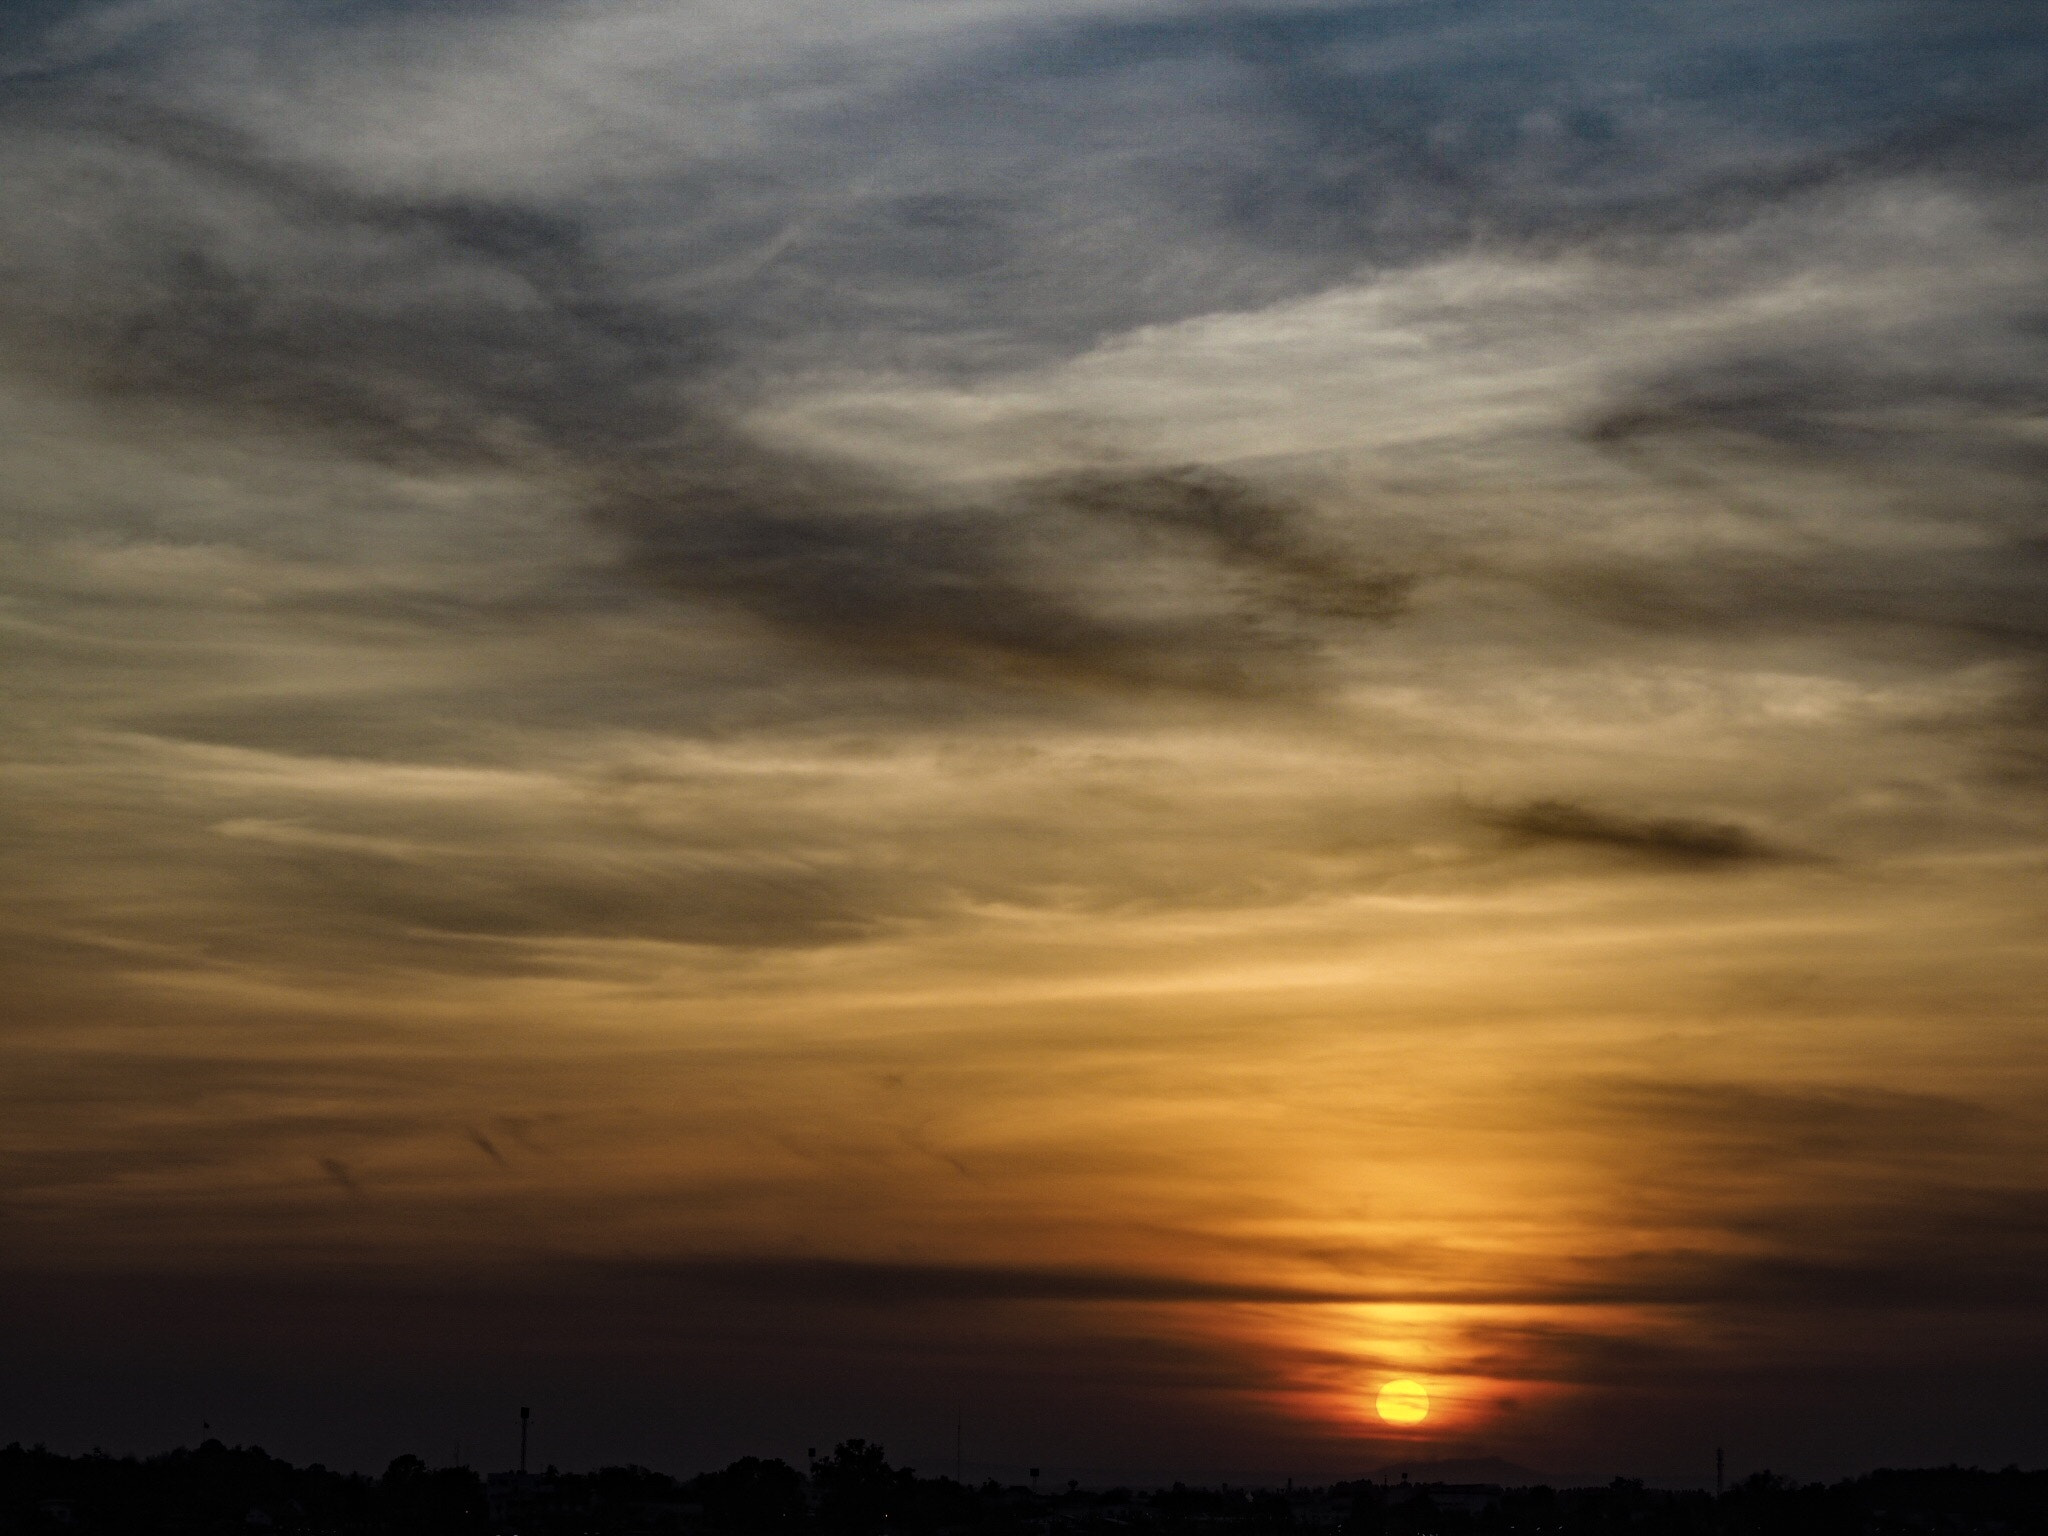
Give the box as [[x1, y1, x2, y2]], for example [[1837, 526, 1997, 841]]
[[1480, 801, 1781, 864]]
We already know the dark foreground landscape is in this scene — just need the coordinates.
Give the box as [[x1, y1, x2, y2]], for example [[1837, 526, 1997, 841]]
[[4, 1440, 2046, 1536]]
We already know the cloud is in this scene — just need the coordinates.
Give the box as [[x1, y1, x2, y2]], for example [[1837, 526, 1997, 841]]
[[0, 89, 1435, 706], [1478, 800, 1780, 864], [1587, 1078, 1997, 1159], [1, 0, 2047, 1480], [1039, 467, 1414, 623], [1496, 1077, 2048, 1323], [624, 1256, 1368, 1306]]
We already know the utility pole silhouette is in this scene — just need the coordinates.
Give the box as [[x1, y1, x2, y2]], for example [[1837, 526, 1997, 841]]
[[954, 1413, 963, 1483], [1715, 1448, 1724, 1497], [520, 1407, 531, 1475]]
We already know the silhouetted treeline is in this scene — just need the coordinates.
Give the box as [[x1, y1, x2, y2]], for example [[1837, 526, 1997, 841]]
[[4, 1437, 2047, 1536], [1346, 1470, 2048, 1536]]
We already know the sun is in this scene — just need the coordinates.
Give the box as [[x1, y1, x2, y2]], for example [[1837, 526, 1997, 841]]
[[1376, 1378, 1430, 1426]]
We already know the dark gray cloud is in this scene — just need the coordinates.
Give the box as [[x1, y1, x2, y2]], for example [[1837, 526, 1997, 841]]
[[0, 89, 1427, 704], [1479, 801, 1778, 864], [0, 1048, 439, 1202], [1504, 1078, 2048, 1318], [591, 471, 1260, 695], [0, 96, 693, 464], [5, 3, 2043, 717], [1042, 468, 1414, 622], [600, 461, 1417, 694], [1530, 219, 2048, 672], [246, 838, 905, 949], [623, 1256, 1367, 1306], [1587, 1079, 1996, 1161], [614, 1202, 2048, 1320]]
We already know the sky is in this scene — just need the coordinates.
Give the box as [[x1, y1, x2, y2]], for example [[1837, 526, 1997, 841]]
[[3, 0, 2048, 1486]]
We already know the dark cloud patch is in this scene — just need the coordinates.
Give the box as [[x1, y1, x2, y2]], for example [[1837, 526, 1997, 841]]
[[621, 1256, 1372, 1307], [1043, 468, 1414, 623], [601, 463, 1418, 693], [0, 98, 697, 469], [1494, 1079, 2048, 1320], [7, 34, 2040, 714], [1480, 800, 1779, 864], [1526, 544, 2048, 662], [616, 1253, 1790, 1312], [1586, 1079, 1997, 1163], [236, 837, 906, 951], [625, 1215, 2048, 1315], [0, 1055, 431, 1202], [1584, 343, 2048, 490], [1555, 294, 2048, 663], [1604, 1234, 2048, 1313], [0, 1134, 330, 1205], [591, 471, 1272, 697], [0, 92, 1418, 702], [1517, 1189, 2048, 1316], [0, 1046, 445, 1112]]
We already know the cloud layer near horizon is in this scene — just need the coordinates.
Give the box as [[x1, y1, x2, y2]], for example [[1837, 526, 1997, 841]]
[[2, 0, 2047, 1483]]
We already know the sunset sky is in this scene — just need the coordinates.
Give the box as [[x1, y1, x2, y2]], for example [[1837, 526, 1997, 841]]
[[4, 0, 2048, 1485]]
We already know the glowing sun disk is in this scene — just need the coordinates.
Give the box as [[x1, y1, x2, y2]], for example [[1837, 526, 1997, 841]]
[[1377, 1378, 1429, 1425]]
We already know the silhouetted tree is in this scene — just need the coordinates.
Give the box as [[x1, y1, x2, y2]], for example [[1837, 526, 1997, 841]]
[[687, 1456, 808, 1533]]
